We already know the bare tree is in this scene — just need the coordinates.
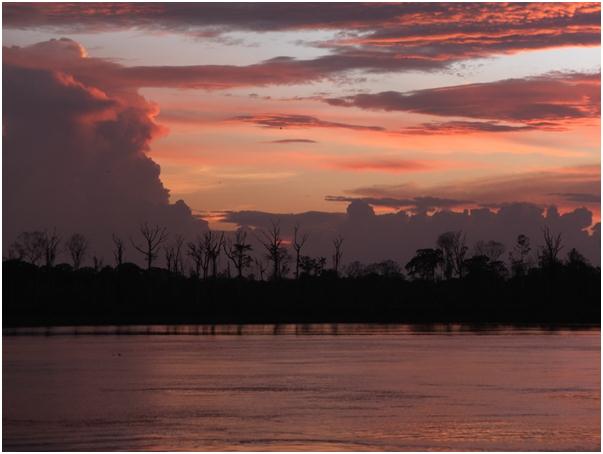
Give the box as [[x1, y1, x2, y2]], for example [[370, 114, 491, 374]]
[[93, 255, 104, 272], [258, 220, 288, 280], [437, 231, 467, 279], [509, 234, 532, 277], [202, 231, 224, 278], [164, 242, 175, 272], [293, 224, 309, 279], [187, 235, 208, 279], [174, 235, 185, 273], [224, 230, 253, 278], [67, 233, 88, 269], [42, 229, 61, 267], [332, 235, 344, 276], [112, 234, 125, 266], [10, 231, 46, 265], [186, 232, 222, 279], [164, 235, 184, 273], [130, 222, 168, 270], [540, 226, 563, 267], [254, 256, 267, 281]]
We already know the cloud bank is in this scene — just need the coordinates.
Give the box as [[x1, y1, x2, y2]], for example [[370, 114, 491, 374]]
[[3, 40, 208, 264], [222, 201, 600, 267]]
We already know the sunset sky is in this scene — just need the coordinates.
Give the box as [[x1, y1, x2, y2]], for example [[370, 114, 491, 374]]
[[4, 2, 600, 231]]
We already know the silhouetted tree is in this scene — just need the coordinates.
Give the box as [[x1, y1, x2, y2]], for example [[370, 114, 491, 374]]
[[332, 235, 344, 276], [362, 260, 402, 277], [42, 229, 61, 267], [224, 230, 253, 278], [566, 248, 589, 269], [67, 233, 88, 270], [437, 232, 455, 279], [539, 226, 563, 268], [464, 254, 490, 277], [254, 256, 267, 281], [164, 235, 184, 273], [464, 254, 508, 280], [112, 234, 125, 266], [437, 231, 467, 278], [405, 248, 443, 281], [131, 223, 168, 270], [300, 255, 326, 277], [187, 235, 208, 279], [293, 224, 309, 279], [509, 234, 532, 277], [202, 231, 224, 278], [10, 231, 46, 265], [93, 255, 104, 272], [474, 240, 505, 262], [345, 261, 366, 278], [164, 244, 175, 272], [259, 221, 288, 280]]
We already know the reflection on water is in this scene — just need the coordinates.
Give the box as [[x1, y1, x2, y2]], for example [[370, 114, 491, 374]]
[[3, 323, 600, 336], [3, 325, 600, 451]]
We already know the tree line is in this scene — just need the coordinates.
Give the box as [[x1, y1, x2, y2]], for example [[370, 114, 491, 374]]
[[4, 221, 600, 326], [6, 221, 597, 281]]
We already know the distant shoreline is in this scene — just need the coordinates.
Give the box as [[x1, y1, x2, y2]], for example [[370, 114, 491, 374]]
[[5, 258, 600, 331], [4, 322, 600, 337]]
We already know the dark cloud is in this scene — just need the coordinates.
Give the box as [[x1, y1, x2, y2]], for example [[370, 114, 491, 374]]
[[3, 39, 447, 91], [222, 202, 600, 267], [5, 39, 600, 109], [1, 3, 418, 32], [266, 139, 318, 144], [3, 43, 207, 265], [550, 192, 601, 203], [326, 72, 601, 126], [232, 113, 384, 131], [325, 195, 473, 213], [398, 120, 561, 135], [4, 1, 601, 88], [347, 166, 600, 211], [4, 3, 599, 68], [3, 39, 327, 89]]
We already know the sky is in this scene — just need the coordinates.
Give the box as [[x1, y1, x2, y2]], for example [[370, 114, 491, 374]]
[[2, 2, 601, 266]]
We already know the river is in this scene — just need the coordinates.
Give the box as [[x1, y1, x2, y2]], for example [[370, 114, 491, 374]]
[[3, 325, 600, 451]]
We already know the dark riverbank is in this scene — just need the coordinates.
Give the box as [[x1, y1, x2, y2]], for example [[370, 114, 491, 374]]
[[3, 262, 601, 328], [4, 258, 600, 327]]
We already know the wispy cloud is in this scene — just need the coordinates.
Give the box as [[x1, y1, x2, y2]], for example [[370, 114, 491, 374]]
[[265, 139, 318, 144], [324, 158, 433, 174], [232, 113, 384, 131], [398, 120, 562, 135]]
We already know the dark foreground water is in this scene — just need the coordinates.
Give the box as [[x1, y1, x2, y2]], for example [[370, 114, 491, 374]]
[[3, 325, 600, 451]]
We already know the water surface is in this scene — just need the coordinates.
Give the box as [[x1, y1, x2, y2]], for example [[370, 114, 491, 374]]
[[3, 325, 600, 451]]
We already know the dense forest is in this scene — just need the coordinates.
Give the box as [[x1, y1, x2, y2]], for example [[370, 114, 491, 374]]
[[3, 223, 600, 327]]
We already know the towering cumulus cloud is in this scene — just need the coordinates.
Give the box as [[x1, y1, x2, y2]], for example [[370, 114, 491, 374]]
[[3, 39, 207, 263]]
